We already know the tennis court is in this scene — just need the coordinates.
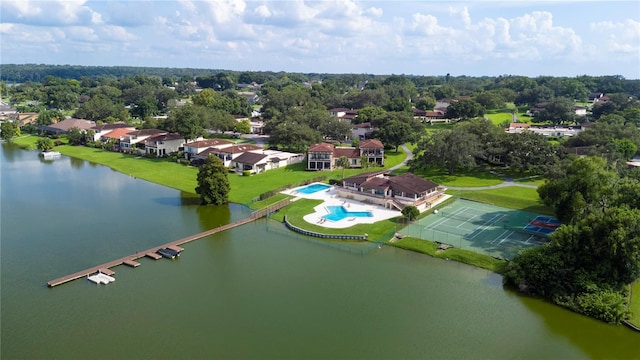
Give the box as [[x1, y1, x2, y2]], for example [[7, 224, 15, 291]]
[[398, 199, 558, 260]]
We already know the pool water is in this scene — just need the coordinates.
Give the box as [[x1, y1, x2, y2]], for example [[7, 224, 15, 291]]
[[297, 183, 331, 194], [323, 205, 373, 221]]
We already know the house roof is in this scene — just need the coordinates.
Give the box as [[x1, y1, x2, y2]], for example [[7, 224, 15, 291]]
[[47, 118, 96, 131], [102, 128, 134, 139], [309, 142, 334, 152], [352, 122, 372, 129], [334, 147, 360, 158], [125, 129, 167, 137], [509, 123, 530, 129], [92, 122, 134, 132], [217, 144, 262, 154], [185, 139, 234, 148], [233, 151, 267, 165], [344, 171, 438, 195], [359, 139, 384, 149], [329, 107, 351, 113], [144, 133, 184, 144]]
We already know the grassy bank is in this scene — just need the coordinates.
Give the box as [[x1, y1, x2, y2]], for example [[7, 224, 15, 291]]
[[20, 136, 407, 205], [398, 167, 504, 187], [629, 280, 640, 328], [389, 237, 508, 273]]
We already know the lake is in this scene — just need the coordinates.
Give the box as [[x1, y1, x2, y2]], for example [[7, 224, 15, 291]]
[[1, 142, 638, 359]]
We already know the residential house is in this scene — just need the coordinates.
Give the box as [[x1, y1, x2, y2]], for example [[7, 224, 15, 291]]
[[307, 139, 384, 170], [91, 123, 136, 141], [120, 129, 167, 153], [573, 106, 587, 117], [183, 139, 234, 159], [231, 149, 304, 174], [195, 144, 263, 167], [7, 112, 39, 126], [143, 133, 185, 157], [40, 118, 96, 134], [238, 91, 259, 104], [352, 122, 376, 140], [505, 123, 531, 133], [588, 92, 604, 102], [338, 171, 444, 211]]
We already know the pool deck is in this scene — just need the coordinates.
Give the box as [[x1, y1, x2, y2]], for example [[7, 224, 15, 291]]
[[283, 183, 451, 229]]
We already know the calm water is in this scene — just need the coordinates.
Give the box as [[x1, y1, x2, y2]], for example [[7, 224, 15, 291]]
[[1, 142, 638, 359]]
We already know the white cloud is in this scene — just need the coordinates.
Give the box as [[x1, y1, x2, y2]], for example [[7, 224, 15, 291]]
[[0, 0, 102, 26], [590, 19, 640, 54]]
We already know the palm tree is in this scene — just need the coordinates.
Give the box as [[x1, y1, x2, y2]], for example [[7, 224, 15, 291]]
[[336, 156, 350, 180]]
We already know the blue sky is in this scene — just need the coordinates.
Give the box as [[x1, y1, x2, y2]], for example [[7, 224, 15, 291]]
[[1, 1, 639, 78]]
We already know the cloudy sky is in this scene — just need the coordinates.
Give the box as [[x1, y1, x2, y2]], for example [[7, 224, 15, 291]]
[[1, 0, 639, 78]]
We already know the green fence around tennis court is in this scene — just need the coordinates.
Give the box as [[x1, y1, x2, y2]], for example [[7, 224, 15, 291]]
[[398, 199, 550, 260]]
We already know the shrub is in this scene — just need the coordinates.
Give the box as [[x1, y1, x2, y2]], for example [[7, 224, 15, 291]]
[[243, 170, 251, 176], [328, 179, 341, 185]]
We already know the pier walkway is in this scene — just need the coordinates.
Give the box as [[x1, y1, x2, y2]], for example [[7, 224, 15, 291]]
[[47, 200, 291, 287]]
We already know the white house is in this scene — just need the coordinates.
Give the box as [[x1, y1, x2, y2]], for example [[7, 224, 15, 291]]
[[120, 129, 167, 153], [195, 144, 263, 167], [231, 149, 305, 174], [143, 133, 185, 157], [91, 123, 136, 141], [183, 138, 233, 159]]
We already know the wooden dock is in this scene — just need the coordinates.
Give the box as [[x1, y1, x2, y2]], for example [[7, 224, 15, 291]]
[[47, 200, 291, 287]]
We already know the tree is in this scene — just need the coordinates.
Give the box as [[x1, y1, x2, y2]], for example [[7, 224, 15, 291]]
[[415, 97, 436, 111], [445, 99, 484, 120], [373, 120, 413, 152], [0, 121, 20, 140], [336, 156, 350, 180], [413, 128, 480, 175], [66, 127, 85, 145], [165, 105, 207, 142], [401, 206, 419, 221], [536, 97, 575, 125], [195, 155, 230, 205], [36, 137, 54, 152], [538, 156, 618, 223], [235, 119, 252, 134]]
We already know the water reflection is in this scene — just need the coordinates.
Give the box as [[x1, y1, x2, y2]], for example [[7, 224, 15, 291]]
[[69, 157, 84, 169]]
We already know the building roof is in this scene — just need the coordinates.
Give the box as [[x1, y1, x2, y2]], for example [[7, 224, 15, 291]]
[[309, 142, 334, 152], [102, 128, 134, 139], [144, 133, 184, 144], [334, 147, 360, 158], [125, 129, 167, 137], [359, 139, 384, 149], [92, 122, 134, 132], [509, 123, 530, 129], [233, 151, 268, 165], [217, 144, 263, 154], [352, 122, 373, 129], [46, 118, 96, 132], [185, 139, 234, 148], [344, 171, 438, 195]]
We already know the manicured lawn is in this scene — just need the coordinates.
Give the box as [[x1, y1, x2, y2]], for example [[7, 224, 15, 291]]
[[10, 135, 42, 150], [628, 280, 640, 328], [407, 167, 504, 187], [484, 110, 514, 126], [389, 237, 508, 273], [448, 187, 553, 214], [269, 198, 399, 242], [424, 123, 455, 133], [57, 145, 201, 194], [34, 137, 407, 205]]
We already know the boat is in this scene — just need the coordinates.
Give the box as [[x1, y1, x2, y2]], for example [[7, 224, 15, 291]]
[[40, 151, 61, 160], [87, 272, 116, 285], [157, 247, 181, 259]]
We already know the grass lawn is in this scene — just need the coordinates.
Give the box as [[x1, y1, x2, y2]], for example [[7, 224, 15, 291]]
[[389, 237, 508, 273], [269, 198, 399, 241], [448, 187, 553, 214], [10, 135, 42, 150], [484, 110, 514, 126], [405, 167, 504, 187], [25, 136, 407, 205], [628, 280, 640, 328]]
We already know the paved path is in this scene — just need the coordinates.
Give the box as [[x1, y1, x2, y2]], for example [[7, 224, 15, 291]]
[[388, 144, 414, 171]]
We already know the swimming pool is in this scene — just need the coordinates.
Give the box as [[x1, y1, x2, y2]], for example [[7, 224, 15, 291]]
[[323, 206, 373, 222], [297, 183, 331, 194]]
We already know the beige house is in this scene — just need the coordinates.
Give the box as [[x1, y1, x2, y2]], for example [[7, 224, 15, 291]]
[[338, 171, 445, 211], [307, 139, 384, 170]]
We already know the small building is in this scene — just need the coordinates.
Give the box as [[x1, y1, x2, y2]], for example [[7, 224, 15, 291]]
[[195, 144, 263, 167], [231, 149, 304, 175], [183, 139, 234, 159], [143, 133, 185, 157], [120, 129, 167, 153], [352, 122, 376, 140], [91, 123, 136, 141], [338, 171, 444, 211], [307, 139, 384, 170], [40, 118, 96, 134]]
